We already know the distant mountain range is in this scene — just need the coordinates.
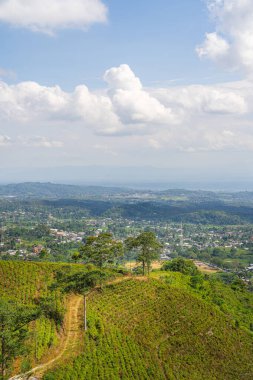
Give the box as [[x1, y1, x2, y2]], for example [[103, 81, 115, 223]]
[[1, 181, 253, 203], [1, 182, 253, 224], [0, 182, 133, 198], [1, 165, 253, 191]]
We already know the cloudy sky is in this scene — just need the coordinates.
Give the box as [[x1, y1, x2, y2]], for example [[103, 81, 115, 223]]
[[1, 0, 253, 184]]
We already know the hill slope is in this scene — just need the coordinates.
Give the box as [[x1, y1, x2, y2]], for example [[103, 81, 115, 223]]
[[44, 279, 253, 380], [0, 261, 85, 377]]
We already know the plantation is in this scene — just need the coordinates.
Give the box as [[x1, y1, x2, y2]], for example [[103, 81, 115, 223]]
[[1, 259, 253, 380], [44, 279, 253, 380], [154, 270, 253, 332], [0, 261, 84, 376]]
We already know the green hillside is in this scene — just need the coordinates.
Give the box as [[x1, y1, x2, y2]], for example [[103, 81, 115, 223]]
[[0, 261, 83, 374], [44, 279, 253, 380], [153, 270, 253, 332]]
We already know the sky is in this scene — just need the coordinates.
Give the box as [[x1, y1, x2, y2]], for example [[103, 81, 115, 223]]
[[0, 0, 253, 185]]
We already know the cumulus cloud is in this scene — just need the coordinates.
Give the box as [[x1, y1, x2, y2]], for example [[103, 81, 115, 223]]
[[197, 0, 253, 74], [196, 32, 230, 62], [3, 64, 247, 138], [104, 64, 142, 91], [1, 64, 253, 154], [0, 0, 107, 34], [70, 85, 122, 135], [104, 64, 179, 126], [0, 65, 184, 135], [0, 81, 69, 122], [152, 83, 248, 115]]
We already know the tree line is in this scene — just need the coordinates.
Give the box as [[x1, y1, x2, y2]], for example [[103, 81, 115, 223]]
[[73, 231, 162, 276]]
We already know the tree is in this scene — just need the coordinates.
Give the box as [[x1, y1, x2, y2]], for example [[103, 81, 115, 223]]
[[0, 299, 39, 379], [37, 296, 64, 329], [71, 251, 80, 263], [189, 274, 204, 289], [162, 258, 199, 276], [79, 233, 124, 268], [39, 248, 49, 260], [53, 269, 116, 332], [56, 270, 115, 293], [125, 232, 162, 275]]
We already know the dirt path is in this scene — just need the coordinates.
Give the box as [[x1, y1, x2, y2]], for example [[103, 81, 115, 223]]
[[9, 294, 84, 380], [9, 276, 147, 380]]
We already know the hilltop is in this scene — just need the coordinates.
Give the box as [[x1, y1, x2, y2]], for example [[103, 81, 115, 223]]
[[1, 261, 253, 379], [44, 278, 253, 380]]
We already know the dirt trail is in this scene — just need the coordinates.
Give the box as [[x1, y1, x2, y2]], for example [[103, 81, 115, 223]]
[[9, 276, 146, 380], [9, 294, 84, 380]]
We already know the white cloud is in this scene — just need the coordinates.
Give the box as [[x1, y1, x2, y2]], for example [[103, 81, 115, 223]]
[[0, 65, 251, 130], [0, 65, 183, 135], [196, 32, 230, 61], [104, 64, 142, 91], [142, 121, 253, 154], [153, 83, 248, 115], [0, 0, 107, 34], [0, 81, 69, 122], [0, 135, 11, 146], [104, 64, 179, 126], [148, 138, 161, 150], [22, 136, 64, 148], [198, 0, 253, 74], [71, 85, 122, 135], [93, 143, 117, 156], [1, 64, 253, 155]]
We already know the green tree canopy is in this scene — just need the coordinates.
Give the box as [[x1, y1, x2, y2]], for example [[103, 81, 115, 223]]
[[125, 231, 162, 275], [55, 269, 116, 294], [79, 233, 124, 268], [162, 257, 200, 276]]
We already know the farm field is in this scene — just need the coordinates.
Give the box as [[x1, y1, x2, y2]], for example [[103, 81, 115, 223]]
[[1, 261, 253, 380], [0, 261, 85, 377], [44, 278, 253, 380]]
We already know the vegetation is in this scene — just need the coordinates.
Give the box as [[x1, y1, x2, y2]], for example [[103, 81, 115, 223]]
[[0, 256, 253, 379], [1, 183, 253, 379], [0, 299, 39, 380], [43, 279, 253, 380], [0, 261, 85, 378], [162, 257, 200, 275], [125, 231, 162, 275], [54, 267, 118, 294], [78, 233, 124, 268]]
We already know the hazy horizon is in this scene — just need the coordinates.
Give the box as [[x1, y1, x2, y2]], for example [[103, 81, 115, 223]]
[[0, 165, 253, 192]]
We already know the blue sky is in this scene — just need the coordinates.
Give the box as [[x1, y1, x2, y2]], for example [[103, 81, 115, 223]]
[[0, 0, 253, 185], [0, 0, 239, 89]]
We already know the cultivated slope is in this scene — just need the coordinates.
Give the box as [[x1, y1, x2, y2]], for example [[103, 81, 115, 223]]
[[44, 279, 253, 380], [10, 294, 84, 380], [0, 261, 84, 377]]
